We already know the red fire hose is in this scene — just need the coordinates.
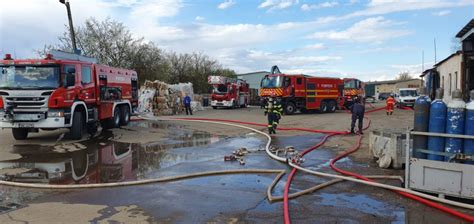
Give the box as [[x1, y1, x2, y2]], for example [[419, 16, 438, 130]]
[[141, 106, 473, 222]]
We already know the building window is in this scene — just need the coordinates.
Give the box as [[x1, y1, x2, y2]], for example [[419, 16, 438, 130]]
[[449, 73, 452, 96], [442, 76, 444, 89], [455, 72, 458, 89]]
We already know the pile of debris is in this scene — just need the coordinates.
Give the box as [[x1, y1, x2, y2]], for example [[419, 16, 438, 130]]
[[138, 80, 204, 116]]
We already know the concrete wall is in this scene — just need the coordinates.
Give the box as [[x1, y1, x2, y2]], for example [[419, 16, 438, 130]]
[[436, 54, 462, 103], [375, 83, 396, 97], [394, 79, 423, 90], [373, 79, 422, 99]]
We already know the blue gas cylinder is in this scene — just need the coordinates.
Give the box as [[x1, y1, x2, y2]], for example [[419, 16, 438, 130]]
[[464, 90, 474, 164], [427, 89, 447, 161], [445, 90, 466, 161], [413, 90, 431, 159]]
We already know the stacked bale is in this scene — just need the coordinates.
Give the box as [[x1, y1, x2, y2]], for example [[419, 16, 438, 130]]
[[138, 80, 184, 116]]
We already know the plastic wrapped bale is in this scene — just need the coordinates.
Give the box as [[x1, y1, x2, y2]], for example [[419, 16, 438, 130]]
[[138, 88, 156, 115], [169, 82, 194, 100], [191, 101, 204, 112]]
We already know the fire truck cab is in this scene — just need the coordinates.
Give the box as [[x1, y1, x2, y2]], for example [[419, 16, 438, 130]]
[[0, 51, 138, 140], [342, 78, 365, 109]]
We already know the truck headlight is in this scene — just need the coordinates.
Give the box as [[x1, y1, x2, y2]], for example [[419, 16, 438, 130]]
[[48, 110, 65, 118]]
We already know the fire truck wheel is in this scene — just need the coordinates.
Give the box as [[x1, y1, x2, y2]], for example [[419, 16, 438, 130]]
[[120, 106, 130, 126], [320, 101, 329, 113], [12, 128, 29, 140], [70, 111, 84, 140], [284, 102, 296, 115], [113, 108, 121, 128], [329, 101, 337, 113]]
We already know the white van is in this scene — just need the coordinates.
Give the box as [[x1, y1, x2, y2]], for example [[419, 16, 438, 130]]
[[396, 88, 418, 108]]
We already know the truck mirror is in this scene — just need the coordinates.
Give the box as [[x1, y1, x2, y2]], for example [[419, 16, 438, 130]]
[[67, 67, 76, 74], [65, 73, 75, 87]]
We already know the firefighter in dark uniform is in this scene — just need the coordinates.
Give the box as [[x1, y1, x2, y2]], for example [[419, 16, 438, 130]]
[[350, 96, 365, 135], [264, 95, 283, 134]]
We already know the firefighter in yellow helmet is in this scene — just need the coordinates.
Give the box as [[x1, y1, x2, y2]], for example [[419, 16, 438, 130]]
[[264, 93, 283, 134]]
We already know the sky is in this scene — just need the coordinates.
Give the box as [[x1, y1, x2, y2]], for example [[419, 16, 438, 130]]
[[1, 0, 473, 81]]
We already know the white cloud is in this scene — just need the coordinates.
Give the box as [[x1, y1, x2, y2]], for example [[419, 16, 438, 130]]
[[304, 43, 326, 50], [347, 0, 359, 5], [218, 0, 236, 10], [432, 10, 451, 16], [258, 0, 299, 11], [195, 16, 205, 21], [301, 1, 339, 11], [391, 62, 435, 77], [349, 0, 473, 18], [307, 17, 412, 43]]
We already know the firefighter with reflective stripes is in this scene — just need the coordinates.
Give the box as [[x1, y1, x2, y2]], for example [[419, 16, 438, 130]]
[[264, 95, 283, 134], [386, 94, 395, 115]]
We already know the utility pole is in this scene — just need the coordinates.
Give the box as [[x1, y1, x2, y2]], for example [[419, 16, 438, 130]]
[[422, 50, 424, 72], [59, 0, 78, 54]]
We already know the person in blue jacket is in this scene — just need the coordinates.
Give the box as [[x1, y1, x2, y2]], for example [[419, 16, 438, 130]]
[[183, 94, 192, 115], [350, 96, 365, 134]]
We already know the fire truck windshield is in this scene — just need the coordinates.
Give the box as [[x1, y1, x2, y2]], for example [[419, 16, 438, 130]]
[[0, 65, 60, 90], [213, 84, 229, 95], [261, 76, 283, 88], [344, 79, 358, 89]]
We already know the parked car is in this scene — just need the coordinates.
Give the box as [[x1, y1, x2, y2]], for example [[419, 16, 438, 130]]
[[365, 96, 376, 103], [378, 92, 391, 100]]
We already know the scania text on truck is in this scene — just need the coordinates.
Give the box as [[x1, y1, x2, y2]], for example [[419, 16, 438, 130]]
[[0, 51, 139, 140], [208, 76, 250, 109]]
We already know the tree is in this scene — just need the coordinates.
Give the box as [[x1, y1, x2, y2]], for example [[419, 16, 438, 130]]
[[41, 17, 237, 93], [451, 37, 461, 53], [396, 72, 412, 81]]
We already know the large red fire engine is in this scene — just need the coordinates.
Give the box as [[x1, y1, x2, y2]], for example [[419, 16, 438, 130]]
[[208, 76, 250, 109], [260, 66, 364, 114], [0, 51, 139, 140]]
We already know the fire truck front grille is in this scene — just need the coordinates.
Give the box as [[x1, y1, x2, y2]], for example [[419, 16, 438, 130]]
[[5, 97, 48, 112]]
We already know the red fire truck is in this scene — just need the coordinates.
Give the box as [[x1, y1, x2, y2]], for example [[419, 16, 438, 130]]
[[0, 51, 139, 140], [260, 66, 364, 114], [208, 76, 250, 109], [342, 78, 365, 109]]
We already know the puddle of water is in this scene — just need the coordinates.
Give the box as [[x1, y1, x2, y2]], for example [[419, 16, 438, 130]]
[[315, 193, 405, 222], [0, 120, 267, 186]]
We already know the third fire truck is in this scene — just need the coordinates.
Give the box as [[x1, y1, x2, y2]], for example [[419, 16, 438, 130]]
[[208, 76, 250, 109], [260, 66, 364, 115]]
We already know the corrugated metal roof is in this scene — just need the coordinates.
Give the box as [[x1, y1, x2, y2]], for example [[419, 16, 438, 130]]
[[456, 19, 474, 38], [237, 71, 270, 76], [366, 79, 421, 85]]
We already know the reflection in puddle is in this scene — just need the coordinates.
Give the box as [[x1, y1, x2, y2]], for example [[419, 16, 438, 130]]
[[0, 122, 222, 185]]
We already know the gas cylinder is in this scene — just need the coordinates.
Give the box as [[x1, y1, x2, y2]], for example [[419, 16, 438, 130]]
[[464, 90, 474, 164], [427, 89, 447, 161], [413, 87, 431, 159], [445, 89, 466, 161]]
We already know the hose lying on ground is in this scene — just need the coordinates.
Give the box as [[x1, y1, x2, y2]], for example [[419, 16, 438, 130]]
[[1, 113, 472, 222]]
